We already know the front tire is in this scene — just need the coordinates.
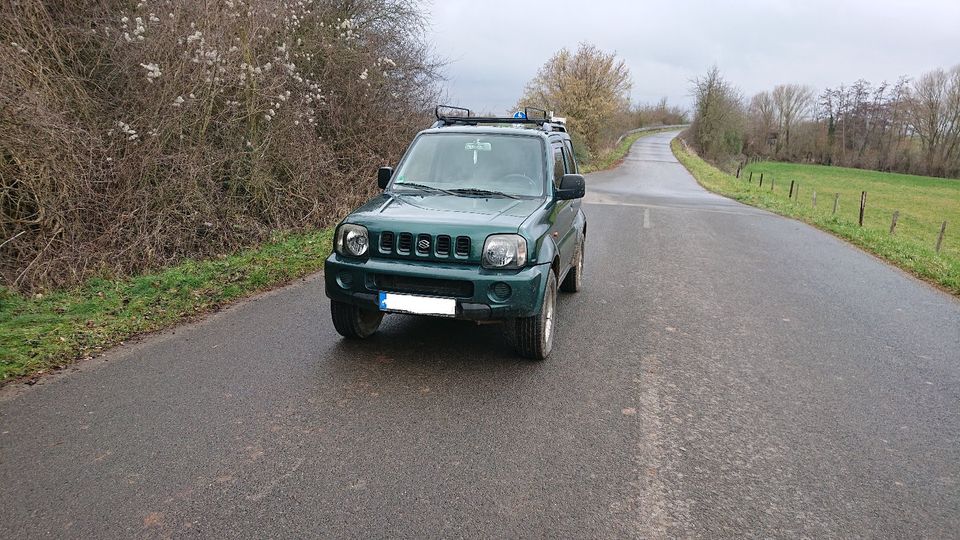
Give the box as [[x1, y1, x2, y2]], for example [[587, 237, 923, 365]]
[[514, 271, 558, 360], [331, 300, 383, 339]]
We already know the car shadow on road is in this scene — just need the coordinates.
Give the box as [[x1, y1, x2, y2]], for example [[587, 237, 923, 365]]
[[322, 313, 535, 371]]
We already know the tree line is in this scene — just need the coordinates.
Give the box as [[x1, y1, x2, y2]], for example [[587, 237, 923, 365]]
[[689, 65, 960, 179]]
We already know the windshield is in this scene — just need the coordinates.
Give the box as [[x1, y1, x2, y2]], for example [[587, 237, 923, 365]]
[[391, 133, 546, 197]]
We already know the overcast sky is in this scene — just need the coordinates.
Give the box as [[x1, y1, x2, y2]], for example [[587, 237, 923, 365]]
[[426, 0, 960, 114]]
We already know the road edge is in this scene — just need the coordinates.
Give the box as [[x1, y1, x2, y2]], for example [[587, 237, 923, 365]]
[[670, 135, 960, 300]]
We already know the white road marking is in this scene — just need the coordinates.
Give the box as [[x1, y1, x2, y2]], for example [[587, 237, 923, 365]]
[[643, 208, 651, 229], [628, 354, 692, 537], [584, 199, 772, 218]]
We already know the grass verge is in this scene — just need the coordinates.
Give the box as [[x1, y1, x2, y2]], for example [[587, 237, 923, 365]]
[[671, 138, 960, 296], [1, 228, 333, 382], [581, 127, 682, 173]]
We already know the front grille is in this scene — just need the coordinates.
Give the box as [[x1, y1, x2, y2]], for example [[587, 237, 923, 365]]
[[374, 231, 472, 260], [455, 236, 471, 257], [436, 235, 451, 255], [397, 232, 413, 253], [379, 231, 394, 252], [375, 274, 474, 298]]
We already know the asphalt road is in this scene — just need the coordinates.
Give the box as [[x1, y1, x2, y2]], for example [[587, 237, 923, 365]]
[[2, 131, 959, 538]]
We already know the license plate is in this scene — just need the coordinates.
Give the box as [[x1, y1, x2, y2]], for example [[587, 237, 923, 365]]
[[378, 291, 456, 317]]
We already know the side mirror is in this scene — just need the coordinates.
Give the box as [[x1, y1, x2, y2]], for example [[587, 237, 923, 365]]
[[555, 174, 585, 200], [377, 167, 393, 189]]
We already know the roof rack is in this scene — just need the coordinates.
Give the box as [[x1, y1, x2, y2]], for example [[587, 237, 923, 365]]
[[432, 105, 567, 133]]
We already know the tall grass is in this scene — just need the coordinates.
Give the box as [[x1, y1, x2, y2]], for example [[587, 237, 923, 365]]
[[0, 228, 333, 381]]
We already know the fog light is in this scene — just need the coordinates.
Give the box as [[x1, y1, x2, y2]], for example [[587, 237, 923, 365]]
[[490, 282, 512, 301], [337, 271, 354, 289]]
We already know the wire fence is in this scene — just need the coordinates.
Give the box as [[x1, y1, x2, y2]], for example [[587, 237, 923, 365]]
[[734, 160, 951, 254]]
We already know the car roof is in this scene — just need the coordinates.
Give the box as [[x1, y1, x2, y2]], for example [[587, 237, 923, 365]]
[[418, 125, 569, 141]]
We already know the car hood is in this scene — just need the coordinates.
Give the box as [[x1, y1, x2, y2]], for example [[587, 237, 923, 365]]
[[347, 193, 545, 230]]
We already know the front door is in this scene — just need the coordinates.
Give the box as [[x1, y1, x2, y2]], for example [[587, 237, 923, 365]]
[[550, 141, 577, 270]]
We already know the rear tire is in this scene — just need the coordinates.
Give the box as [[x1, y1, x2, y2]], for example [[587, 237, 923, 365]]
[[560, 236, 584, 293], [331, 300, 383, 339], [514, 271, 558, 360]]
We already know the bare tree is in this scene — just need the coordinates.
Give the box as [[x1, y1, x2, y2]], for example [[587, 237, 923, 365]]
[[748, 91, 776, 156], [907, 67, 960, 176], [771, 84, 814, 157], [689, 66, 745, 163], [518, 43, 632, 157]]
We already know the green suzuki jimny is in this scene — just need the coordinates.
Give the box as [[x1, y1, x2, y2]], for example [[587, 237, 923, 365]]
[[324, 106, 586, 359]]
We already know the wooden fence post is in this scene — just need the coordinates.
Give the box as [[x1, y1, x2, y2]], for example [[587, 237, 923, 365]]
[[812, 190, 817, 207], [889, 211, 899, 234], [789, 180, 795, 198], [736, 165, 741, 178], [859, 191, 867, 226], [833, 193, 839, 215], [770, 177, 775, 191], [795, 183, 799, 202], [759, 173, 763, 188], [936, 221, 948, 253], [749, 171, 753, 183]]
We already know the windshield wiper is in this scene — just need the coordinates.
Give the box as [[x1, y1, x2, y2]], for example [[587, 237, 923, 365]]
[[448, 188, 520, 199], [392, 182, 457, 196]]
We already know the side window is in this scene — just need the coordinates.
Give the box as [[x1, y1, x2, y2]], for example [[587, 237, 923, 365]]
[[552, 145, 565, 188], [560, 146, 574, 177], [563, 140, 578, 173]]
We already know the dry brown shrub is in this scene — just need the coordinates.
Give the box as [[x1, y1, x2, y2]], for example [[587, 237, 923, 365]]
[[0, 0, 441, 291]]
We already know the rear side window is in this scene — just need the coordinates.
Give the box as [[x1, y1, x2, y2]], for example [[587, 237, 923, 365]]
[[552, 145, 565, 187], [563, 140, 578, 173]]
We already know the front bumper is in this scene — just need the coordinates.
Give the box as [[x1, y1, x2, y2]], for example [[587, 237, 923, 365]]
[[324, 254, 549, 320]]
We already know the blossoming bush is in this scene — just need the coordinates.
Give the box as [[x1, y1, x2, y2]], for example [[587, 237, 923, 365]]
[[0, 0, 440, 291]]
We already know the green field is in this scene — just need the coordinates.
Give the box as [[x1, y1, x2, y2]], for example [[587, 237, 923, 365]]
[[743, 161, 959, 260], [672, 139, 960, 295], [0, 228, 333, 382]]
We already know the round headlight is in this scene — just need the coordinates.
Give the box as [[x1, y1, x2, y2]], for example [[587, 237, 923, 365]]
[[482, 234, 527, 269], [345, 228, 368, 256], [484, 237, 515, 267], [336, 224, 369, 257]]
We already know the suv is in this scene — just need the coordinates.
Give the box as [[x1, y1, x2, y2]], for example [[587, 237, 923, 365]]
[[324, 106, 587, 359]]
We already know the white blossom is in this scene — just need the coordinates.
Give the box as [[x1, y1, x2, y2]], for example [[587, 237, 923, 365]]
[[140, 62, 162, 82]]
